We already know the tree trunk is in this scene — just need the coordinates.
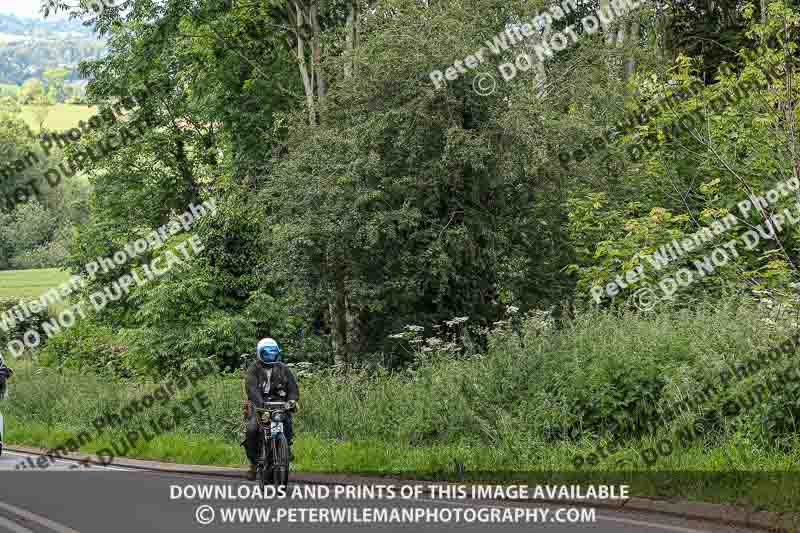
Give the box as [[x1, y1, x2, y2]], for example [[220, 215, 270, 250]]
[[654, 0, 671, 61], [310, 1, 327, 102], [783, 17, 798, 182], [533, 61, 547, 97], [601, 0, 615, 46], [345, 293, 367, 356], [290, 0, 359, 368], [291, 0, 316, 125], [330, 261, 349, 370], [344, 0, 359, 79], [173, 137, 199, 209], [623, 20, 639, 84], [600, 0, 621, 82]]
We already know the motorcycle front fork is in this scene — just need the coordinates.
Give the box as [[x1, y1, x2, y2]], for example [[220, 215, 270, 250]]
[[260, 432, 279, 467]]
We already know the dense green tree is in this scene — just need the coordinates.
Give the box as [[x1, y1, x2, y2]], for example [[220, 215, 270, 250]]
[[18, 79, 45, 104], [35, 0, 648, 371], [31, 0, 800, 376], [43, 67, 69, 103], [568, 2, 800, 309]]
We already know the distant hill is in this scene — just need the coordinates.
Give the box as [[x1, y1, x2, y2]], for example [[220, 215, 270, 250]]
[[0, 13, 95, 37], [0, 14, 106, 85]]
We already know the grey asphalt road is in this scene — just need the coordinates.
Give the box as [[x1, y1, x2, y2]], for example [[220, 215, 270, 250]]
[[0, 452, 760, 533], [0, 449, 96, 471]]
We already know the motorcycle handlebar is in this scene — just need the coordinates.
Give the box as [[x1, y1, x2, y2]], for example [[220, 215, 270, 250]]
[[256, 401, 297, 411]]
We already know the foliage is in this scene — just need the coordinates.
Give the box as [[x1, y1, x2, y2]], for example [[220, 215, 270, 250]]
[[0, 107, 89, 269], [18, 79, 45, 104], [0, 296, 52, 347], [20, 0, 800, 393], [567, 9, 800, 311]]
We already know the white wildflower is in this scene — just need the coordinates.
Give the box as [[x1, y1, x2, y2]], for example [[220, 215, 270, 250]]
[[445, 316, 469, 327]]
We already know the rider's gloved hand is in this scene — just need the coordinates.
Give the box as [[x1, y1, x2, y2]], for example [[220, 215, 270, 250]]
[[288, 400, 298, 411]]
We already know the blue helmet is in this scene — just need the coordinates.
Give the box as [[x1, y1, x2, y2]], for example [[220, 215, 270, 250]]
[[257, 338, 281, 364]]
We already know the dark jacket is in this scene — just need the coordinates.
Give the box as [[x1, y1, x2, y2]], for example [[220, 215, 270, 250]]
[[245, 360, 299, 408], [0, 365, 12, 399]]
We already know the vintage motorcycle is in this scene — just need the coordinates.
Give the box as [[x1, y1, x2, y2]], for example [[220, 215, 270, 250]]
[[255, 401, 295, 488], [0, 363, 12, 457]]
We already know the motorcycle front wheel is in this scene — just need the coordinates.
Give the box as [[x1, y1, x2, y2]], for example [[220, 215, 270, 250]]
[[272, 434, 290, 487], [259, 437, 269, 490]]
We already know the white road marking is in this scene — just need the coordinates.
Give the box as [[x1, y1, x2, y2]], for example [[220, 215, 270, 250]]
[[4, 451, 132, 471], [0, 501, 81, 533], [0, 514, 36, 533]]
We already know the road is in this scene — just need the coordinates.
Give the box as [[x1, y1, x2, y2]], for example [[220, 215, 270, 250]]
[[0, 449, 100, 471], [0, 451, 761, 533]]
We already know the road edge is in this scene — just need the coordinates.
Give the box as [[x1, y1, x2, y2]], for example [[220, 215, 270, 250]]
[[7, 444, 799, 532]]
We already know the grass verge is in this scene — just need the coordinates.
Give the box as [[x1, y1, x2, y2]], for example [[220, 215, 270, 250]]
[[3, 301, 800, 513], [6, 417, 800, 513]]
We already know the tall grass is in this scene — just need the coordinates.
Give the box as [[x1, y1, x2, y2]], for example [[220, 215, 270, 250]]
[[7, 299, 800, 452], [3, 299, 800, 510], [297, 299, 800, 453]]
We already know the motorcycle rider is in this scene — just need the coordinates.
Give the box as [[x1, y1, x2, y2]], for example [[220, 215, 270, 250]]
[[0, 355, 12, 456], [0, 355, 12, 400], [243, 337, 299, 481]]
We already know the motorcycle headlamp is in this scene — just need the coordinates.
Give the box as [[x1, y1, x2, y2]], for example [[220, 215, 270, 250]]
[[271, 412, 287, 422]]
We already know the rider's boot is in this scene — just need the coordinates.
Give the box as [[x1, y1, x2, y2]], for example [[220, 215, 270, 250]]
[[247, 463, 257, 481]]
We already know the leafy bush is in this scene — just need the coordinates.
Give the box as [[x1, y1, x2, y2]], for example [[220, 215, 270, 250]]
[[37, 319, 121, 374], [10, 224, 72, 269], [0, 296, 51, 349]]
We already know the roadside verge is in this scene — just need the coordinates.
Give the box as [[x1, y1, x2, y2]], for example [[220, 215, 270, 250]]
[[7, 444, 799, 532]]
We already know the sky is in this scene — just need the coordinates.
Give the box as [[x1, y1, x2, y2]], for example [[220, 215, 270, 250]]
[[0, 0, 43, 19]]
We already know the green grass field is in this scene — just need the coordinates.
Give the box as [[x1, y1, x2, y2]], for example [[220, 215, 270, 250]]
[[19, 103, 98, 133], [0, 83, 18, 97], [0, 268, 71, 299]]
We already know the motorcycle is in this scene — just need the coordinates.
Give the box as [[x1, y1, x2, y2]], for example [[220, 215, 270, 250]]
[[255, 401, 295, 488], [0, 364, 11, 457]]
